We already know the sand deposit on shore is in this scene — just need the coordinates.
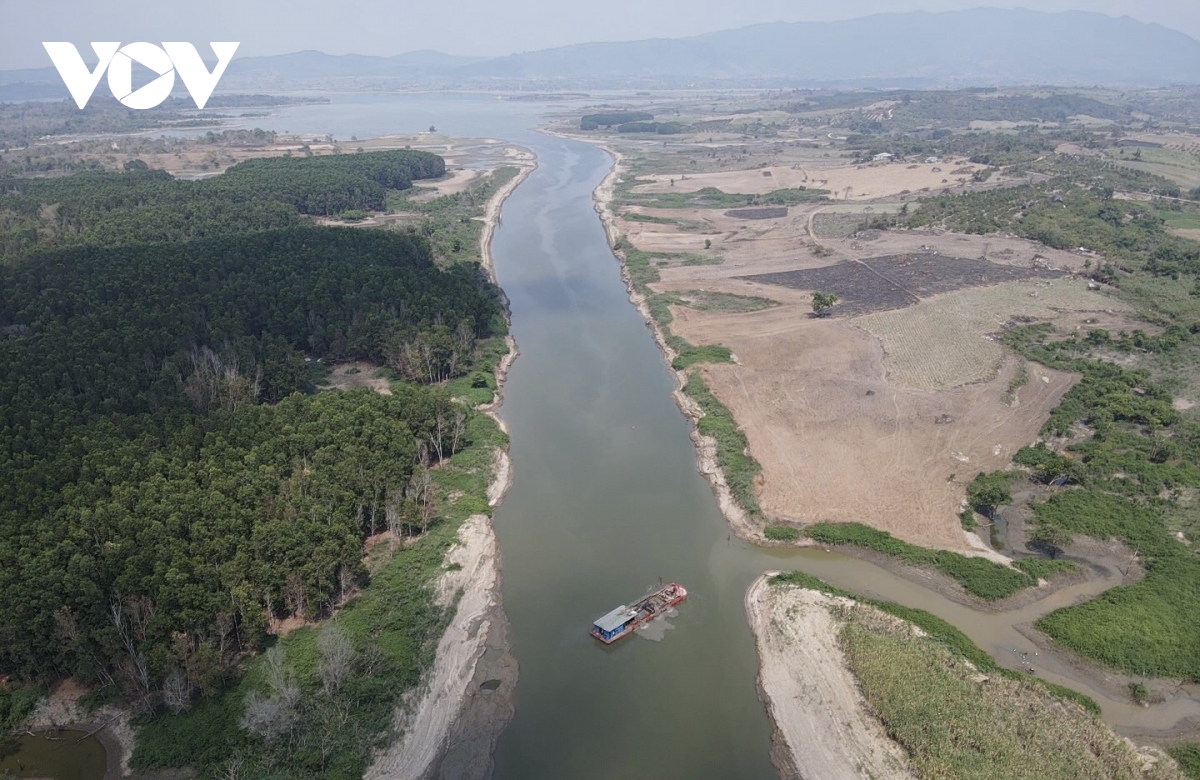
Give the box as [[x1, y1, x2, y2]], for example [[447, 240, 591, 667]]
[[746, 575, 915, 780], [365, 514, 502, 780]]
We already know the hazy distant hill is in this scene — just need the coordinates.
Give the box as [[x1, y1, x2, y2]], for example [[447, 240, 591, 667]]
[[2, 8, 1198, 99], [465, 9, 1200, 86]]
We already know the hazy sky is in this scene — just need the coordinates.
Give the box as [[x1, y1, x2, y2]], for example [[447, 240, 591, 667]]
[[2, 0, 1198, 70]]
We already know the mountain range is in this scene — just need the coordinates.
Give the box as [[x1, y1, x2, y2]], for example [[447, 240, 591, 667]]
[[2, 8, 1198, 99]]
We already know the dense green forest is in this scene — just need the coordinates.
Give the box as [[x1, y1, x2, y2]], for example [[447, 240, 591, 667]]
[[0, 149, 445, 259], [0, 142, 511, 777], [0, 225, 502, 680]]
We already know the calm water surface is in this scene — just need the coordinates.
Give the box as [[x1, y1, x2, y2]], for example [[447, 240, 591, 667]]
[[0, 730, 106, 780]]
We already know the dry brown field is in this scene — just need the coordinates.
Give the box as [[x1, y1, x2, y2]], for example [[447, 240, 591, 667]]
[[586, 114, 1149, 549], [632, 159, 985, 201], [669, 294, 1077, 550]]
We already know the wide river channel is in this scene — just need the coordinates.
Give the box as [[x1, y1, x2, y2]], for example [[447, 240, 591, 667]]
[[219, 93, 1197, 779]]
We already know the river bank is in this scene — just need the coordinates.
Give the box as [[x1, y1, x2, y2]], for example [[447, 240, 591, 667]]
[[365, 153, 532, 780], [748, 573, 1190, 779], [567, 124, 1200, 754], [579, 136, 768, 545], [24, 682, 132, 780], [745, 574, 915, 780]]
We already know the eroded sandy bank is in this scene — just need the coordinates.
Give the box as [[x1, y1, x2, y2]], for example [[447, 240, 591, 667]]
[[745, 574, 915, 780]]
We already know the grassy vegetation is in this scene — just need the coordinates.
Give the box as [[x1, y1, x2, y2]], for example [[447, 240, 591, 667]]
[[1013, 557, 1079, 579], [131, 410, 506, 778], [684, 372, 762, 516], [842, 614, 1171, 779], [764, 525, 800, 541], [446, 335, 511, 408], [672, 290, 778, 314], [803, 522, 1044, 601], [769, 570, 1100, 715], [1171, 744, 1200, 780], [672, 344, 734, 371], [386, 166, 519, 266], [1161, 211, 1200, 231], [0, 684, 43, 733], [623, 185, 827, 210], [1032, 491, 1200, 680], [987, 323, 1200, 679]]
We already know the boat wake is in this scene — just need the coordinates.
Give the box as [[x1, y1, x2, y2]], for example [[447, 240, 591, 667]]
[[635, 608, 680, 642]]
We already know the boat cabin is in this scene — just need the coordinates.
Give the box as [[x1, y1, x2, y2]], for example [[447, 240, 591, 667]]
[[592, 606, 635, 642]]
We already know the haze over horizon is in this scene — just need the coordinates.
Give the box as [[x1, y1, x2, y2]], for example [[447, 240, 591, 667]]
[[1, 0, 1199, 70]]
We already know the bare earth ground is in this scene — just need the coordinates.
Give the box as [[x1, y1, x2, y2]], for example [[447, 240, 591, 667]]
[[674, 303, 1076, 549], [319, 361, 394, 395], [597, 137, 1141, 549], [746, 576, 915, 780], [852, 278, 1136, 390], [633, 159, 985, 201]]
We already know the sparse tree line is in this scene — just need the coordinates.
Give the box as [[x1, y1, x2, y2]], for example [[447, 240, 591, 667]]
[[905, 167, 1200, 278]]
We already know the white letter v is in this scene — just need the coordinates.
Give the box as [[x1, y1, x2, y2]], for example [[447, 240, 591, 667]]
[[43, 42, 120, 108], [163, 42, 240, 109]]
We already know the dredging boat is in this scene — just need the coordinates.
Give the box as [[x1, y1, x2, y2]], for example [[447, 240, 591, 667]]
[[590, 582, 687, 643]]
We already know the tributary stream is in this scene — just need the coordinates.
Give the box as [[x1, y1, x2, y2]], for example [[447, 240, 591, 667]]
[[79, 93, 1200, 778]]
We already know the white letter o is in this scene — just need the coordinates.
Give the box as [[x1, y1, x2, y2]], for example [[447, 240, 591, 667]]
[[107, 42, 175, 109]]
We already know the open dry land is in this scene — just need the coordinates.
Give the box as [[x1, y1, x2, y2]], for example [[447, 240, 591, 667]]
[[633, 158, 985, 201], [625, 205, 1125, 550], [566, 95, 1154, 551], [672, 297, 1077, 549]]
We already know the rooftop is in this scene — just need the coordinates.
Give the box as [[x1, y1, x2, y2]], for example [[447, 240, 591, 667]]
[[594, 606, 634, 633]]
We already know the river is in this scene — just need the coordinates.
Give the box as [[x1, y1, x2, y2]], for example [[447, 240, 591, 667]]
[[214, 93, 1200, 775]]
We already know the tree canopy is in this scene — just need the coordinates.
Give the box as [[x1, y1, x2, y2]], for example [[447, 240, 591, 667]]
[[0, 150, 503, 708]]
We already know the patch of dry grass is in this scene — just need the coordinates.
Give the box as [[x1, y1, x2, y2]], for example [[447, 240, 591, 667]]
[[840, 607, 1183, 780], [852, 279, 1129, 390]]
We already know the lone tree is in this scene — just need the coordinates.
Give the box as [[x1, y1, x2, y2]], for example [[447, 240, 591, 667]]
[[1032, 525, 1073, 559], [967, 471, 1016, 519], [811, 291, 839, 317]]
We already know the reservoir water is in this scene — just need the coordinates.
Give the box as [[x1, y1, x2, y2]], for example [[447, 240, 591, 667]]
[[224, 93, 1200, 776]]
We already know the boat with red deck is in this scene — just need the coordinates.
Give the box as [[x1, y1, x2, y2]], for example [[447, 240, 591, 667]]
[[590, 582, 687, 643]]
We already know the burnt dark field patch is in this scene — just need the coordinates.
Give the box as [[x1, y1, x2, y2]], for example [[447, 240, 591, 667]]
[[724, 206, 789, 220], [737, 253, 1064, 317]]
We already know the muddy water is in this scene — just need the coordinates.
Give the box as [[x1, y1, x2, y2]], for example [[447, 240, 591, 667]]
[[0, 730, 106, 780], [235, 95, 1199, 775]]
